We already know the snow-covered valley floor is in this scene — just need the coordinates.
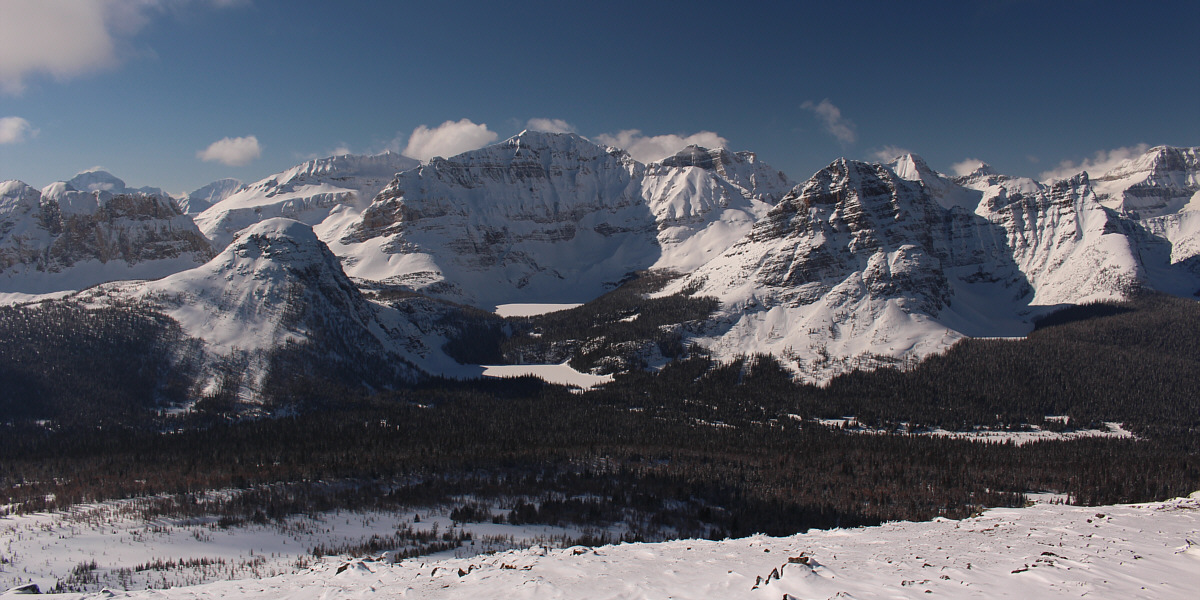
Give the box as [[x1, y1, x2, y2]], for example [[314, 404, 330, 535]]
[[4, 493, 1197, 598]]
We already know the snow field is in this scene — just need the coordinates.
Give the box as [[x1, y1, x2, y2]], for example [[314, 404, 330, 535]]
[[9, 492, 1199, 599]]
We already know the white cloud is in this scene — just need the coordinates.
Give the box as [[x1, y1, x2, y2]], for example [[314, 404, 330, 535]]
[[592, 129, 729, 164], [1039, 144, 1150, 181], [0, 117, 38, 144], [401, 119, 498, 161], [197, 135, 261, 167], [525, 118, 575, 134], [0, 0, 244, 95], [802, 99, 856, 144], [950, 158, 987, 177], [870, 145, 913, 163]]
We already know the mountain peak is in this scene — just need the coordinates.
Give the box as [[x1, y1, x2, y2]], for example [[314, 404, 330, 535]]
[[67, 169, 126, 193], [228, 218, 326, 265]]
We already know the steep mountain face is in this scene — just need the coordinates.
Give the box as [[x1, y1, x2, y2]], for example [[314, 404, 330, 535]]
[[1089, 146, 1200, 218], [0, 178, 212, 295], [195, 152, 418, 250], [670, 149, 1200, 383], [84, 218, 430, 406], [968, 172, 1147, 305], [667, 158, 1032, 382], [339, 131, 790, 308], [181, 178, 245, 215]]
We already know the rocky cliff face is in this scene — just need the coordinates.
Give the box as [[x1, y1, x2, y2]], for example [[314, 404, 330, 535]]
[[0, 179, 212, 294]]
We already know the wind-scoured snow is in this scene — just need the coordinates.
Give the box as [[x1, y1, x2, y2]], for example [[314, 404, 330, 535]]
[[13, 492, 1199, 599]]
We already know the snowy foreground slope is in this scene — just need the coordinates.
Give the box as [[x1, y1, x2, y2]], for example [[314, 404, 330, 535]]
[[18, 492, 1200, 599]]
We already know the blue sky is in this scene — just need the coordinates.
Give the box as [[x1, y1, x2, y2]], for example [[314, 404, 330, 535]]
[[1, 0, 1197, 194]]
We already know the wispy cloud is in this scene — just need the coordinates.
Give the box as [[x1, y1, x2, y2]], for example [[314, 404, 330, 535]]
[[0, 117, 38, 144], [950, 158, 987, 177], [525, 118, 575, 134], [870, 145, 913, 163], [197, 135, 262, 167], [592, 130, 728, 163], [802, 99, 856, 144], [0, 0, 245, 95], [1039, 144, 1150, 181]]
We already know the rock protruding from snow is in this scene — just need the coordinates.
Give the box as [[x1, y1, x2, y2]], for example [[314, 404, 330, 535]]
[[0, 178, 213, 296]]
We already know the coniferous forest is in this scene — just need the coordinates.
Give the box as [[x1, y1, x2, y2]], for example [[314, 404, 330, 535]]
[[1, 285, 1198, 545]]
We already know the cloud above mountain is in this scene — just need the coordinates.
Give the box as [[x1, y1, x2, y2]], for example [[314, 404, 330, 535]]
[[0, 117, 37, 144], [525, 118, 575, 134], [1040, 144, 1150, 181], [401, 119, 499, 162], [593, 130, 728, 163], [197, 135, 262, 167]]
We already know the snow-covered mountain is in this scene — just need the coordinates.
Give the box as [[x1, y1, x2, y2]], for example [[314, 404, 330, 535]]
[[180, 178, 245, 215], [1088, 145, 1200, 218], [79, 218, 442, 405], [668, 148, 1200, 383], [338, 131, 792, 308], [6, 140, 1200, 391], [0, 176, 212, 296], [195, 152, 418, 250]]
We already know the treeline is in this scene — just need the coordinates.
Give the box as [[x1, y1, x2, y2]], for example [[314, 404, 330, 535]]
[[1, 376, 1196, 538]]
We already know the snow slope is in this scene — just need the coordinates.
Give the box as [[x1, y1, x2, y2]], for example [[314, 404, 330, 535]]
[[19, 492, 1200, 599]]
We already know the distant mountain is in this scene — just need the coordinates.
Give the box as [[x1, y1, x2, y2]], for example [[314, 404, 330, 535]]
[[180, 178, 245, 215], [1088, 146, 1200, 218], [340, 131, 793, 307], [0, 177, 212, 295], [195, 152, 419, 250]]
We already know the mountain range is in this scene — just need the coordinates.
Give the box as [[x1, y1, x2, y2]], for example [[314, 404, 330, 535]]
[[2, 133, 1197, 405]]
